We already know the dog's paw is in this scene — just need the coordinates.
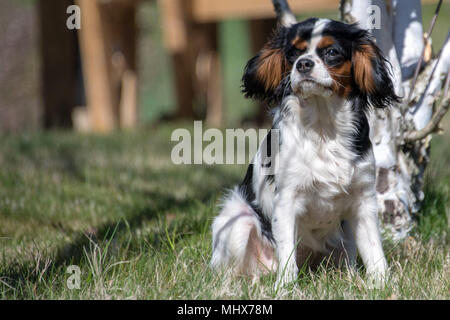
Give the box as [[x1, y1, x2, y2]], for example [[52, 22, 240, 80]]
[[366, 267, 388, 290]]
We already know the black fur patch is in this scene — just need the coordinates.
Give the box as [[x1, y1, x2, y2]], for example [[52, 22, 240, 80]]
[[239, 164, 275, 243], [351, 98, 372, 161]]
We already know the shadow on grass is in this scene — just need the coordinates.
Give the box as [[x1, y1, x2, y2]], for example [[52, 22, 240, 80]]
[[0, 162, 243, 295], [0, 130, 248, 295]]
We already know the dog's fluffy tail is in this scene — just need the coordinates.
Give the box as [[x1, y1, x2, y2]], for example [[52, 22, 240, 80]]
[[210, 187, 276, 275]]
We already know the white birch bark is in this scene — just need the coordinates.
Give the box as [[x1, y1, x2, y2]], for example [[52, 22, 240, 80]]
[[410, 33, 450, 130], [341, 0, 450, 239], [392, 0, 424, 81]]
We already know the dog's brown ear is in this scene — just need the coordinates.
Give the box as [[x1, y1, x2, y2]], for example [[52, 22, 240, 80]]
[[353, 43, 376, 95], [352, 32, 400, 108], [242, 27, 289, 103], [254, 47, 288, 92]]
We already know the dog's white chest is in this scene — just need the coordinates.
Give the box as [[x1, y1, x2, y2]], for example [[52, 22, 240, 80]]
[[277, 96, 356, 193], [281, 132, 355, 194]]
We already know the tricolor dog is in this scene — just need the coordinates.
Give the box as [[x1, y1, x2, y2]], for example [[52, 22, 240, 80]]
[[211, 18, 399, 286]]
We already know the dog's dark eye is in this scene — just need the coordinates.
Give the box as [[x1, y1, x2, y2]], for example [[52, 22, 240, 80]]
[[325, 48, 339, 57]]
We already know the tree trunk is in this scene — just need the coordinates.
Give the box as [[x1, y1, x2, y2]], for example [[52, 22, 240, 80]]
[[341, 0, 450, 239]]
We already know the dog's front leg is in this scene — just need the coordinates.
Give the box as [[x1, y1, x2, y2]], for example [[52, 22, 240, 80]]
[[350, 195, 387, 283], [272, 193, 300, 287]]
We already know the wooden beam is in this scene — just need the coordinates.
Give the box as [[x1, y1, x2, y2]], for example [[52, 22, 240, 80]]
[[102, 1, 138, 129], [191, 0, 339, 22], [159, 0, 196, 117], [76, 0, 116, 132], [199, 23, 223, 127], [172, 53, 195, 118], [159, 0, 189, 53], [120, 70, 138, 129]]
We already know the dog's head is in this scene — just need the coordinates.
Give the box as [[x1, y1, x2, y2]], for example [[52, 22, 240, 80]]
[[242, 18, 400, 108]]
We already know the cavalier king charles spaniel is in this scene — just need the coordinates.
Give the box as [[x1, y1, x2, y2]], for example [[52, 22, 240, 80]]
[[211, 18, 399, 286]]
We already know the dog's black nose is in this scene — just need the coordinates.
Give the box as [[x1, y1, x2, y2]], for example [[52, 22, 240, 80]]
[[296, 58, 315, 73]]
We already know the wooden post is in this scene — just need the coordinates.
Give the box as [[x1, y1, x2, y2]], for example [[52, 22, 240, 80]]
[[120, 70, 138, 128], [38, 0, 80, 128], [101, 1, 138, 129], [195, 23, 223, 127], [160, 1, 223, 124], [76, 0, 116, 132], [159, 0, 195, 118], [205, 40, 223, 128], [172, 53, 196, 118]]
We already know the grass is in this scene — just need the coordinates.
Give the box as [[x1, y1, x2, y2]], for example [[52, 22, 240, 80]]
[[0, 121, 448, 300]]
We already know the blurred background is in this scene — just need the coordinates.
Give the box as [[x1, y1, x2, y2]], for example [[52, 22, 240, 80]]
[[1, 0, 448, 133]]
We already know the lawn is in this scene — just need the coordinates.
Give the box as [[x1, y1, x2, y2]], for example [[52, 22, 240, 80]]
[[0, 121, 448, 299]]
